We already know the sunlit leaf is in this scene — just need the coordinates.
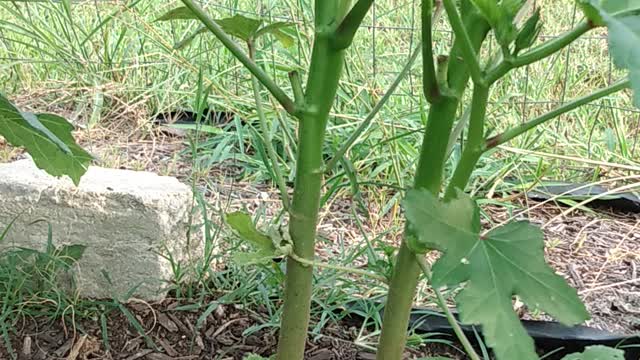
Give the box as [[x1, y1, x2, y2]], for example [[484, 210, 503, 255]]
[[404, 190, 589, 360], [225, 212, 274, 252], [174, 25, 208, 49], [515, 9, 542, 54], [562, 345, 625, 359], [155, 6, 197, 21], [232, 250, 275, 266], [255, 21, 296, 47], [0, 94, 92, 185], [57, 244, 87, 267], [470, 0, 525, 46], [216, 14, 262, 42]]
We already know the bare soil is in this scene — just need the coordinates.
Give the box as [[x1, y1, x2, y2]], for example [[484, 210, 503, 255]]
[[1, 101, 639, 358], [1, 298, 463, 360]]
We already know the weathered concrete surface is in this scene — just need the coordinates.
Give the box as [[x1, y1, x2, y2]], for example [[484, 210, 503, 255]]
[[0, 159, 200, 300]]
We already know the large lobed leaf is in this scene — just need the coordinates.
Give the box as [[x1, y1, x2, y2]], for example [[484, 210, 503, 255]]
[[580, 0, 640, 107], [404, 190, 589, 360], [0, 94, 92, 185]]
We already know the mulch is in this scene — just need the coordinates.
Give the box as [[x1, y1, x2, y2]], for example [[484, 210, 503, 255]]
[[1, 299, 464, 360], [1, 102, 640, 357]]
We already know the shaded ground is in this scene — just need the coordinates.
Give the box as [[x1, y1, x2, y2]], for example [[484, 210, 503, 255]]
[[1, 105, 639, 357], [1, 298, 463, 360]]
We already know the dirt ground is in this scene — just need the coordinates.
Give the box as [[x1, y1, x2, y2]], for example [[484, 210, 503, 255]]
[[1, 298, 463, 360], [1, 106, 640, 358]]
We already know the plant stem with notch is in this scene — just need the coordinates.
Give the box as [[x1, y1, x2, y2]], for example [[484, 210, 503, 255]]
[[445, 84, 489, 198], [276, 2, 362, 358]]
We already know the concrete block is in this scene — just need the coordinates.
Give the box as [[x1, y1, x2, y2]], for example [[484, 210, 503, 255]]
[[0, 159, 200, 300]]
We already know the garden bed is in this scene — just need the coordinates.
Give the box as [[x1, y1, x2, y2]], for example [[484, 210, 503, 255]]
[[1, 119, 639, 358], [1, 297, 462, 360]]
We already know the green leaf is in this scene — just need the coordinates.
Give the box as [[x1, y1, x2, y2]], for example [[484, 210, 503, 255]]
[[225, 212, 275, 252], [582, 1, 640, 107], [243, 354, 272, 360], [562, 345, 625, 359], [255, 21, 296, 47], [403, 189, 478, 254], [470, 0, 525, 46], [167, 123, 224, 134], [403, 190, 589, 360], [578, 0, 640, 26], [174, 25, 208, 50], [0, 94, 92, 185], [216, 14, 263, 42], [155, 6, 197, 21], [232, 250, 275, 266], [56, 244, 87, 266], [515, 9, 542, 54]]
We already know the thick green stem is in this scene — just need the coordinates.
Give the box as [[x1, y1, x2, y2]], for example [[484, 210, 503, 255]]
[[276, 2, 351, 358], [248, 41, 291, 210], [376, 3, 490, 359], [288, 71, 305, 106], [444, 84, 489, 199], [422, 0, 440, 102], [333, 0, 374, 49], [486, 79, 631, 150], [179, 0, 297, 116], [442, 0, 484, 86]]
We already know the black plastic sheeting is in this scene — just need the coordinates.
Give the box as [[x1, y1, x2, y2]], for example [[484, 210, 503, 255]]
[[526, 182, 640, 213], [153, 109, 237, 126], [345, 302, 640, 359]]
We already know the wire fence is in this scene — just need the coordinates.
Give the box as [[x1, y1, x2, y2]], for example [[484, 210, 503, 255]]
[[0, 0, 638, 158]]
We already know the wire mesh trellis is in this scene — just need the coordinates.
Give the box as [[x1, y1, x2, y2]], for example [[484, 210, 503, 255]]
[[0, 0, 638, 162]]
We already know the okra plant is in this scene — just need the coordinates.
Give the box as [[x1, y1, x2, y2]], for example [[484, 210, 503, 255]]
[[159, 0, 640, 359]]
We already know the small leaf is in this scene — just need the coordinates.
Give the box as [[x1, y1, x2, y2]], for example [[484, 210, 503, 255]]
[[155, 7, 197, 21], [174, 25, 208, 50], [56, 244, 87, 266], [225, 212, 274, 252], [167, 123, 224, 134], [515, 9, 542, 54], [216, 14, 262, 42], [403, 190, 589, 360], [243, 354, 272, 360], [255, 21, 296, 47], [0, 94, 93, 185], [470, 0, 525, 46], [232, 250, 275, 266], [562, 345, 625, 359]]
